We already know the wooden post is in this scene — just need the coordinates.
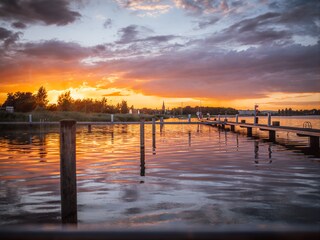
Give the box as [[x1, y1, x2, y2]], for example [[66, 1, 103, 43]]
[[140, 119, 145, 176], [60, 120, 77, 224], [269, 130, 276, 142], [111, 114, 114, 123], [267, 113, 271, 126], [235, 114, 238, 123], [218, 114, 221, 122], [29, 114, 32, 123], [247, 127, 252, 137], [152, 118, 156, 149], [188, 114, 191, 123], [88, 124, 92, 133]]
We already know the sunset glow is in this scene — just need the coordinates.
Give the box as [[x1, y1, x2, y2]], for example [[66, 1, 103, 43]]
[[0, 0, 319, 110]]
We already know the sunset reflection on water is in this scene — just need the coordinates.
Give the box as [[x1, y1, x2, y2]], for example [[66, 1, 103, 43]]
[[0, 118, 319, 226]]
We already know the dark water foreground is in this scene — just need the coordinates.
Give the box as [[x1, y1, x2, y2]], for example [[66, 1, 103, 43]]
[[0, 123, 319, 229]]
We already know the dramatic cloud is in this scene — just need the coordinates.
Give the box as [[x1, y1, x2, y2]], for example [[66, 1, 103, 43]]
[[0, 0, 319, 108], [91, 43, 319, 100], [21, 40, 91, 61], [173, 0, 229, 14], [11, 21, 27, 29], [116, 24, 177, 45], [116, 0, 172, 16], [0, 0, 81, 26], [0, 27, 21, 48]]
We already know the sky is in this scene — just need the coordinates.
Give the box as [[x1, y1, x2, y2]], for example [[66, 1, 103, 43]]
[[0, 0, 319, 110]]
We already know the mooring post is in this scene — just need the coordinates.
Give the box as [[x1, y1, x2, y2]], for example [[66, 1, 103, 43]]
[[218, 114, 221, 122], [188, 114, 191, 123], [140, 119, 145, 176], [269, 130, 276, 142], [88, 124, 92, 133], [111, 114, 114, 123], [29, 114, 32, 123], [152, 118, 156, 149], [60, 120, 77, 224], [247, 127, 252, 137], [235, 114, 238, 123], [267, 113, 271, 126]]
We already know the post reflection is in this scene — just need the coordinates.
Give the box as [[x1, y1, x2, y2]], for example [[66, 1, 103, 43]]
[[236, 133, 239, 151], [254, 141, 273, 164], [152, 147, 156, 155], [111, 130, 114, 145], [140, 120, 145, 177], [268, 143, 272, 162], [38, 133, 47, 162], [160, 124, 164, 136], [188, 130, 191, 147], [254, 140, 259, 162]]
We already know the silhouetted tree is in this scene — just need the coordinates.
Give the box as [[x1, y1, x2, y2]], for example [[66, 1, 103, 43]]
[[2, 92, 36, 112], [120, 100, 129, 113], [35, 86, 48, 108], [47, 104, 58, 111], [57, 91, 73, 111]]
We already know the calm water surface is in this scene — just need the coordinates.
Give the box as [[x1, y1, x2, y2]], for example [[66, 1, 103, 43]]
[[0, 116, 319, 227]]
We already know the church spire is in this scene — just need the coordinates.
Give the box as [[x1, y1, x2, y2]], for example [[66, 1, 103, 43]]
[[162, 101, 165, 114]]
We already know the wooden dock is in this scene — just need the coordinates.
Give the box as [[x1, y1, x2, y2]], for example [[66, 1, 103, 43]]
[[1, 119, 319, 151], [0, 121, 203, 125], [203, 120, 320, 151]]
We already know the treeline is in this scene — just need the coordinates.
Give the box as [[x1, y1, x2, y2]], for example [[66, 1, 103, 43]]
[[277, 108, 320, 116], [1, 87, 131, 113], [171, 106, 238, 115]]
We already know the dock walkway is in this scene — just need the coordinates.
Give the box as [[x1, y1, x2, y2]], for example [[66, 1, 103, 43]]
[[202, 120, 320, 151]]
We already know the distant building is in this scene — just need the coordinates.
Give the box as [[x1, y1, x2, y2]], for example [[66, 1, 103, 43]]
[[239, 109, 277, 116], [162, 101, 166, 114], [129, 108, 140, 114], [238, 110, 255, 115], [6, 106, 14, 113]]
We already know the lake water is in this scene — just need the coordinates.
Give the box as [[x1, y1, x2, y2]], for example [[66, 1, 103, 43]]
[[0, 116, 319, 227]]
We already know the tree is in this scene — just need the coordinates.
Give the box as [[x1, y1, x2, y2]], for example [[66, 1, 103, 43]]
[[35, 86, 48, 108], [2, 92, 36, 112], [2, 93, 15, 107], [120, 100, 129, 114], [57, 91, 73, 111]]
